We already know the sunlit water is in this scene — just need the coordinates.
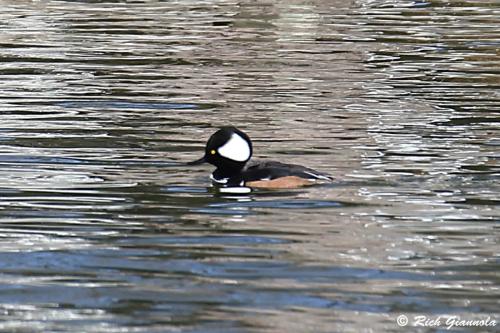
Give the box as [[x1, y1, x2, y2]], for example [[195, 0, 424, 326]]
[[0, 0, 498, 332]]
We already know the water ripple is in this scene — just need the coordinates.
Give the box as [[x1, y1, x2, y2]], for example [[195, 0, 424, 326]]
[[0, 0, 498, 332]]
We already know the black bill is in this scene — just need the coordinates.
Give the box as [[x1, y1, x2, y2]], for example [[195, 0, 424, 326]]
[[186, 156, 206, 166]]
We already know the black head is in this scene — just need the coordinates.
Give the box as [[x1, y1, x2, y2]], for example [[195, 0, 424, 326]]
[[188, 127, 253, 173]]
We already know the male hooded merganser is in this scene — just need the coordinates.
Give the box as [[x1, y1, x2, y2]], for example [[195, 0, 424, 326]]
[[188, 127, 333, 189]]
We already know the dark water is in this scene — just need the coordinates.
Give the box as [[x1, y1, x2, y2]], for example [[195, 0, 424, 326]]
[[0, 0, 498, 332]]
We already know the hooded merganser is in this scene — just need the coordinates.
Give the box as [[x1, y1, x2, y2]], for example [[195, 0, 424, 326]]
[[188, 127, 333, 189]]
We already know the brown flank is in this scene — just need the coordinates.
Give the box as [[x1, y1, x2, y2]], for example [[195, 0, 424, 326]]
[[246, 176, 315, 189]]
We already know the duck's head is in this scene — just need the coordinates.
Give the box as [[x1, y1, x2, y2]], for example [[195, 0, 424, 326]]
[[188, 127, 253, 171]]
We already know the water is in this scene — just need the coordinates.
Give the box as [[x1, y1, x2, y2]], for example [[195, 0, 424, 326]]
[[0, 0, 498, 332]]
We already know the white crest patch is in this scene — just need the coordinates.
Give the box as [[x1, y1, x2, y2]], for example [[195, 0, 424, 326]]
[[217, 133, 251, 162]]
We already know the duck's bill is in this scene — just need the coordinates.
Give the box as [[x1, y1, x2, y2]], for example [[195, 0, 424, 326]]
[[186, 156, 206, 166]]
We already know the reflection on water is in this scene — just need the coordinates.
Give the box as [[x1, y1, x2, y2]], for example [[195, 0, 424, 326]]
[[0, 0, 498, 332]]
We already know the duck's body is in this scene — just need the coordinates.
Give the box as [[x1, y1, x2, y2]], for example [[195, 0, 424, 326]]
[[188, 127, 333, 189], [212, 160, 333, 188]]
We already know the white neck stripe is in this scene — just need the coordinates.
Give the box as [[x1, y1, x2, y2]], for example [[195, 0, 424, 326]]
[[210, 173, 228, 184]]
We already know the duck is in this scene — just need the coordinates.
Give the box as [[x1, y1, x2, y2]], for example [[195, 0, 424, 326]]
[[188, 127, 333, 189]]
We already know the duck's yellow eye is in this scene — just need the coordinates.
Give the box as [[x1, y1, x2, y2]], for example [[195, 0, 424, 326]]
[[210, 149, 216, 155]]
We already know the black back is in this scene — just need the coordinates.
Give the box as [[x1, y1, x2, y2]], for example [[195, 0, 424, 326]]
[[241, 160, 333, 183]]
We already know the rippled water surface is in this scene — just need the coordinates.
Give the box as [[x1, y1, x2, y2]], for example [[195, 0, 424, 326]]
[[0, 0, 499, 332]]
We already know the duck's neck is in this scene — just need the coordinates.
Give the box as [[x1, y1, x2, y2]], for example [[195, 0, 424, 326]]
[[212, 166, 244, 183]]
